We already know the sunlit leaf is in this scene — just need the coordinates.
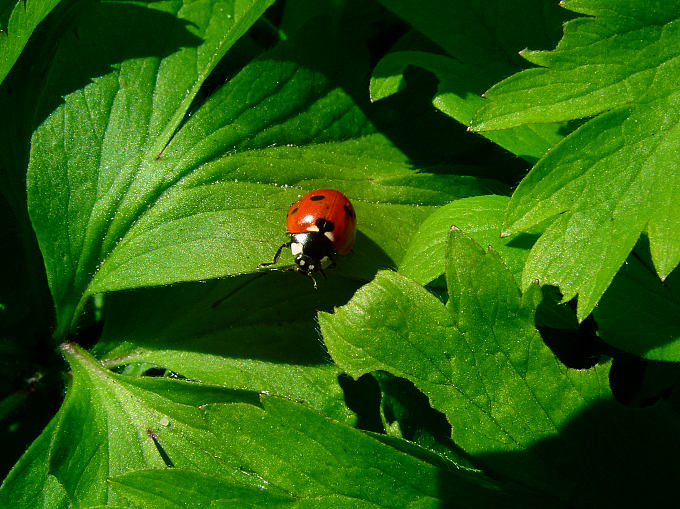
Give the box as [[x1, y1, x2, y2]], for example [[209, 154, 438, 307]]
[[321, 229, 680, 505], [472, 0, 680, 318], [27, 0, 496, 338], [371, 0, 570, 161]]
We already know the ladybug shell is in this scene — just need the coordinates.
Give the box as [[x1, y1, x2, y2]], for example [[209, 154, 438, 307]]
[[286, 189, 357, 255]]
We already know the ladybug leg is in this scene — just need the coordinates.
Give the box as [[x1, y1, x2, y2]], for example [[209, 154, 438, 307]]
[[258, 241, 292, 268], [307, 272, 318, 290], [322, 258, 337, 276], [317, 255, 335, 280]]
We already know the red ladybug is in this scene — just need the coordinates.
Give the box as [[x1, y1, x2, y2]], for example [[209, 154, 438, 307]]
[[260, 189, 356, 284]]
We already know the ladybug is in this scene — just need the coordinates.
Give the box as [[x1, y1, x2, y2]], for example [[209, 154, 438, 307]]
[[260, 189, 356, 285]]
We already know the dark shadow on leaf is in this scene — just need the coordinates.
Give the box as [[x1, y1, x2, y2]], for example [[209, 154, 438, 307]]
[[609, 354, 680, 408], [338, 373, 383, 433], [473, 399, 680, 507], [147, 429, 175, 468], [263, 15, 530, 185], [340, 230, 395, 283], [504, 232, 540, 250], [346, 369, 560, 506], [557, 117, 590, 137], [374, 371, 452, 441], [425, 274, 448, 303], [365, 61, 532, 185], [595, 236, 680, 360], [94, 271, 363, 366], [539, 322, 606, 370], [507, 232, 541, 249], [0, 0, 203, 226], [368, 67, 516, 170], [32, 2, 203, 128], [349, 0, 574, 182]]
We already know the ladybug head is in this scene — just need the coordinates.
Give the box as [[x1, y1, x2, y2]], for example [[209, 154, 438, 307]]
[[290, 232, 336, 275], [294, 252, 319, 274]]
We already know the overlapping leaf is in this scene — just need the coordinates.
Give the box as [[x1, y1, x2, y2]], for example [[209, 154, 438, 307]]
[[93, 274, 360, 423], [320, 229, 680, 505], [27, 0, 276, 337], [27, 0, 500, 339], [110, 396, 534, 508], [370, 0, 570, 161], [1, 343, 537, 507], [398, 195, 532, 285], [472, 0, 680, 318], [0, 343, 260, 506], [0, 417, 69, 508]]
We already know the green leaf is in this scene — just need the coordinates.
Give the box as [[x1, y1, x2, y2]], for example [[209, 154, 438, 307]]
[[200, 396, 531, 507], [27, 0, 495, 339], [471, 0, 680, 318], [94, 274, 359, 423], [111, 469, 293, 508], [398, 195, 534, 286], [595, 243, 680, 360], [0, 0, 62, 86], [0, 416, 69, 508], [321, 265, 604, 490], [26, 0, 275, 338], [472, 0, 680, 129], [108, 397, 544, 508], [321, 229, 680, 505], [3, 343, 261, 506], [371, 0, 570, 161]]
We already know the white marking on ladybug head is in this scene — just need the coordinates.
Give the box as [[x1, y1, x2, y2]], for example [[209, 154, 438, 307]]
[[320, 256, 332, 268], [324, 231, 335, 242], [291, 242, 303, 256]]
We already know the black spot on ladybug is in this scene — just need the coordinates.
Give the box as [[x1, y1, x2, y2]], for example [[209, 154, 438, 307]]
[[310, 195, 325, 201], [316, 218, 334, 232], [289, 207, 298, 216], [344, 204, 355, 219]]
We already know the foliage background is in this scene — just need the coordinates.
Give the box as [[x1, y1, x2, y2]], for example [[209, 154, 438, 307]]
[[1, 0, 679, 507]]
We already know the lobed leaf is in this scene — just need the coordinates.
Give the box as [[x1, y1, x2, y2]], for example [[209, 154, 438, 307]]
[[321, 229, 680, 505], [472, 0, 680, 129], [371, 0, 570, 160], [471, 0, 680, 318], [398, 194, 533, 286], [0, 343, 261, 506]]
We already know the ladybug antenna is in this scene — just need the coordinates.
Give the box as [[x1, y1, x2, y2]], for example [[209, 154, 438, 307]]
[[307, 272, 318, 290]]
